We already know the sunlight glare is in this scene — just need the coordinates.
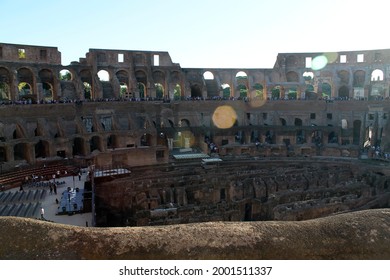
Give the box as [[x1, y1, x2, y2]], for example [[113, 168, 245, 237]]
[[212, 105, 237, 129]]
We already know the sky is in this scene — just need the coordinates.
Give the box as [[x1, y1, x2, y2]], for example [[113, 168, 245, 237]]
[[1, 0, 389, 68]]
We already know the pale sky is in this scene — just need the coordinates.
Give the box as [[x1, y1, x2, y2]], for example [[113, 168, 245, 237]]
[[1, 0, 389, 68]]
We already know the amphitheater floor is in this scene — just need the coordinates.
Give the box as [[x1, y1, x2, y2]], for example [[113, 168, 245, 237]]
[[2, 171, 93, 227], [40, 172, 93, 227]]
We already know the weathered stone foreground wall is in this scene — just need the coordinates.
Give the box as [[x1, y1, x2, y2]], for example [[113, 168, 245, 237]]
[[0, 209, 389, 259]]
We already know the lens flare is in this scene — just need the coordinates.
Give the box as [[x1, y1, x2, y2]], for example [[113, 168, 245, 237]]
[[212, 105, 237, 129], [311, 55, 328, 70]]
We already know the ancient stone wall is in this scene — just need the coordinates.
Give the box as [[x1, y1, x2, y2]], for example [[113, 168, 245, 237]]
[[94, 160, 390, 226]]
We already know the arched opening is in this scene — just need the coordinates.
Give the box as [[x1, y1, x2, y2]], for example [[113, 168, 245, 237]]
[[97, 70, 110, 82], [321, 82, 332, 98], [59, 69, 72, 81], [155, 83, 164, 99], [296, 130, 305, 144], [303, 71, 314, 82], [371, 69, 384, 81], [311, 131, 323, 146], [280, 118, 287, 126], [136, 70, 147, 98], [203, 71, 214, 80], [83, 82, 92, 100], [338, 70, 350, 84], [0, 82, 10, 100], [179, 119, 190, 127], [35, 140, 50, 158], [90, 136, 102, 152], [221, 83, 231, 99], [190, 84, 202, 98], [271, 86, 281, 99], [42, 82, 53, 102], [18, 82, 33, 101], [73, 137, 85, 156], [140, 133, 152, 146], [294, 118, 303, 126], [288, 87, 298, 99], [80, 69, 93, 100], [338, 86, 350, 99], [238, 84, 248, 98], [14, 143, 28, 161], [353, 70, 366, 87], [17, 67, 35, 102], [0, 67, 11, 101], [328, 131, 338, 144], [138, 82, 146, 99], [265, 130, 275, 144], [120, 83, 129, 98], [252, 83, 264, 99], [173, 84, 181, 100], [107, 134, 117, 149]]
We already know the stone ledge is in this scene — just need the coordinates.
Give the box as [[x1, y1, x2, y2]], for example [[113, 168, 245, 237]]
[[0, 209, 389, 259]]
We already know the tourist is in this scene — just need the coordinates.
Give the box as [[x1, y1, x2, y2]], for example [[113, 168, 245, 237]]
[[40, 208, 45, 219]]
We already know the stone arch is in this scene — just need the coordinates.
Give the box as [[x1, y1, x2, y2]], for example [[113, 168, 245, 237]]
[[80, 69, 93, 100], [328, 131, 338, 144], [35, 140, 50, 158], [190, 84, 202, 98], [155, 83, 164, 99], [107, 134, 118, 149], [353, 70, 366, 87], [140, 133, 152, 146], [252, 83, 264, 99], [237, 84, 248, 98], [97, 69, 110, 82], [14, 143, 28, 161], [13, 124, 26, 139], [116, 70, 130, 98], [0, 67, 12, 100], [286, 71, 299, 82], [203, 71, 214, 80], [73, 137, 86, 156], [288, 87, 298, 99], [39, 68, 55, 101], [321, 82, 332, 98], [337, 70, 350, 84], [303, 71, 314, 82], [173, 84, 181, 100], [138, 82, 146, 99], [59, 69, 73, 81], [294, 118, 303, 126], [371, 69, 384, 81], [271, 85, 282, 99], [17, 67, 35, 102], [221, 83, 231, 99], [90, 135, 103, 152], [135, 70, 148, 98], [296, 130, 305, 144], [179, 119, 190, 127], [338, 85, 350, 99], [280, 118, 287, 126]]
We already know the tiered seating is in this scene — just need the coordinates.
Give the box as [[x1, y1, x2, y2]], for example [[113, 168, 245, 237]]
[[0, 163, 78, 191], [0, 189, 47, 218]]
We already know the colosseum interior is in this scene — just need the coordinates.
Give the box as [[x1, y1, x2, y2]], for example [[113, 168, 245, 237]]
[[1, 42, 390, 228]]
